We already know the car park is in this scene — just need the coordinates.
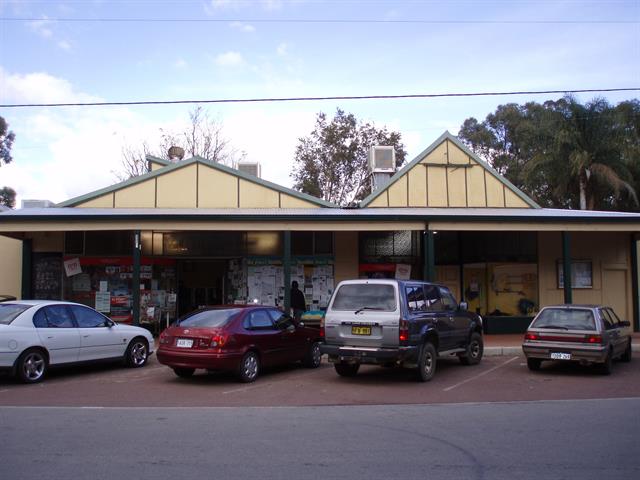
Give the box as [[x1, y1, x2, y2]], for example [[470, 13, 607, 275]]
[[320, 279, 484, 382], [522, 304, 632, 374], [157, 305, 323, 382], [0, 300, 154, 383]]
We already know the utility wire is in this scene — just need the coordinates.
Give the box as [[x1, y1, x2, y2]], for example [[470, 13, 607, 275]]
[[2, 17, 638, 24], [2, 88, 639, 109]]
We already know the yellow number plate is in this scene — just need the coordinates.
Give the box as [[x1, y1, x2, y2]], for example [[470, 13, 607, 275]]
[[352, 326, 371, 335]]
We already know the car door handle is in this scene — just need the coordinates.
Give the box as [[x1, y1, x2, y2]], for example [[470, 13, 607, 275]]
[[83, 335, 90, 338]]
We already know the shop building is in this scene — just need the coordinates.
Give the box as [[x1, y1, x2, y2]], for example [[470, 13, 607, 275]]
[[1, 131, 639, 333]]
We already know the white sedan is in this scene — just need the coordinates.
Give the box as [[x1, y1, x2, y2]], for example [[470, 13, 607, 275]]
[[0, 300, 155, 383]]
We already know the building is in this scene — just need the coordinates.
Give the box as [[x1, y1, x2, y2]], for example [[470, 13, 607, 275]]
[[1, 132, 638, 333]]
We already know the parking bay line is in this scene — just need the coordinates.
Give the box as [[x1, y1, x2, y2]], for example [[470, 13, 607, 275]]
[[442, 356, 519, 392]]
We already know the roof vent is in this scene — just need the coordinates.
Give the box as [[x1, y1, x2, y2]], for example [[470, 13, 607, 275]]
[[21, 199, 55, 209], [237, 161, 261, 178], [167, 146, 185, 162], [369, 146, 396, 191]]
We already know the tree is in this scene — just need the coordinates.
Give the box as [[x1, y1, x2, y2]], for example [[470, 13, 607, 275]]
[[458, 96, 639, 211], [0, 116, 16, 208], [115, 106, 240, 181], [291, 109, 407, 206]]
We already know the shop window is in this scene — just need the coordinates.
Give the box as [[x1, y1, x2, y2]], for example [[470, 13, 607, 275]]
[[141, 231, 153, 256], [163, 232, 245, 256], [557, 260, 592, 289], [64, 231, 84, 255], [292, 232, 313, 256], [315, 231, 333, 255], [359, 231, 419, 263], [85, 231, 133, 256], [247, 232, 281, 256]]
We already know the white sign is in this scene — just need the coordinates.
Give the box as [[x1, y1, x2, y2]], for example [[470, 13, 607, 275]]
[[95, 292, 111, 313], [395, 264, 412, 280], [63, 258, 82, 277]]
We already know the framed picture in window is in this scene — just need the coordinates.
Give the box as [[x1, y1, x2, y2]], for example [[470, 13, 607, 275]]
[[557, 260, 592, 289]]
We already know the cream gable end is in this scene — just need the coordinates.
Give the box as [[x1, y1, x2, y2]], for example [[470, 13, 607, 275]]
[[360, 131, 538, 209], [59, 157, 334, 209]]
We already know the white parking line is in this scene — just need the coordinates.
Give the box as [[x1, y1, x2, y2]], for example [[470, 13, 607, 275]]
[[443, 356, 519, 392]]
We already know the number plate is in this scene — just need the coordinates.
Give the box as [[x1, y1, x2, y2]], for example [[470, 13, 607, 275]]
[[176, 338, 193, 348], [550, 352, 571, 360], [351, 326, 371, 336]]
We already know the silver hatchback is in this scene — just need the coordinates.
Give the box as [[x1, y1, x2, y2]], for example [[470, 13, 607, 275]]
[[522, 305, 632, 374]]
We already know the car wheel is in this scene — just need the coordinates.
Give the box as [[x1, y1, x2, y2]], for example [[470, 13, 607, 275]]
[[237, 351, 260, 383], [16, 349, 48, 384], [416, 342, 437, 382], [598, 349, 613, 375], [620, 340, 632, 363], [334, 362, 359, 377], [173, 368, 195, 378], [526, 358, 541, 371], [459, 332, 483, 365], [125, 337, 149, 368], [303, 341, 322, 368]]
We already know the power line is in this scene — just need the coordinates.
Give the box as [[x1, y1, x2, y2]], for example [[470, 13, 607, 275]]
[[2, 16, 638, 24], [2, 88, 639, 109]]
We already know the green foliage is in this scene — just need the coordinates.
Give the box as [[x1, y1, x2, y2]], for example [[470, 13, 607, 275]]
[[0, 187, 16, 208], [0, 116, 16, 208], [458, 96, 640, 211], [292, 109, 407, 206]]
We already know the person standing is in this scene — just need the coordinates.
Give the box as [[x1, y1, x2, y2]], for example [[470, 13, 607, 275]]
[[290, 281, 306, 322]]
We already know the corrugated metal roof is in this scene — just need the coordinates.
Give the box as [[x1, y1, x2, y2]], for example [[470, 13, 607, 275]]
[[2, 207, 640, 221]]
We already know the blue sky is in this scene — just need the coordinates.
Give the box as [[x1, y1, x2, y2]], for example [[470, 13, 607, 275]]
[[1, 0, 639, 205]]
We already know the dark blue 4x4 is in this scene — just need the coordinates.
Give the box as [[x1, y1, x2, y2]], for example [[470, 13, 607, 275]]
[[320, 279, 484, 381]]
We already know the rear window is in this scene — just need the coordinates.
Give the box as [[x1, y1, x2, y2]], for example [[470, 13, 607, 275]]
[[177, 308, 241, 328], [0, 304, 31, 325], [332, 284, 397, 311], [531, 308, 596, 331]]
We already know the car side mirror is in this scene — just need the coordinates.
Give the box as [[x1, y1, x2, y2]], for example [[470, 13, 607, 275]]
[[105, 319, 115, 328], [459, 301, 468, 311], [620, 320, 631, 327]]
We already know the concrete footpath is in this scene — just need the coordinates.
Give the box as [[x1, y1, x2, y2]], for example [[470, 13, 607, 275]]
[[483, 332, 640, 356]]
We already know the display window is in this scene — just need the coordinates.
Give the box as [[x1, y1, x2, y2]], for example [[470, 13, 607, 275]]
[[62, 256, 177, 326]]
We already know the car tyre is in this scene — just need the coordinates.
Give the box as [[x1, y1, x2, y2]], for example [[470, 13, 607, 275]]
[[237, 351, 260, 383], [526, 358, 541, 371], [459, 332, 483, 366], [303, 341, 322, 368], [599, 349, 613, 375], [173, 368, 195, 378], [416, 342, 437, 382], [125, 337, 149, 368], [620, 340, 632, 363], [334, 362, 359, 377], [16, 349, 48, 384]]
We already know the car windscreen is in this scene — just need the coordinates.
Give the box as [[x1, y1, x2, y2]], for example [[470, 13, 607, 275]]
[[176, 308, 241, 327], [331, 284, 397, 311], [531, 308, 596, 331], [0, 304, 31, 325]]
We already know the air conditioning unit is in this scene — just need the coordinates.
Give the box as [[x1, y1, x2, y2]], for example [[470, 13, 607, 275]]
[[369, 146, 396, 173], [237, 161, 261, 178], [21, 199, 55, 209]]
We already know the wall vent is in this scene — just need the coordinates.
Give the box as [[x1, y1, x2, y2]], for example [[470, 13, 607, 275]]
[[237, 161, 261, 178]]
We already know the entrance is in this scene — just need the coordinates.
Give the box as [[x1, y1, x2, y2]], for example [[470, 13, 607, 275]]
[[177, 260, 227, 316]]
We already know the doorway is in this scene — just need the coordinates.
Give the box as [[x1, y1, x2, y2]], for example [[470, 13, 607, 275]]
[[177, 260, 227, 316]]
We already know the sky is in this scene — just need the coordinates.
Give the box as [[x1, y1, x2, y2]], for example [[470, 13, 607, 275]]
[[0, 0, 639, 207]]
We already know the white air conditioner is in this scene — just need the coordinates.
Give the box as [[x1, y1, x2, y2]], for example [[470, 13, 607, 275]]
[[369, 146, 396, 173], [237, 161, 261, 178]]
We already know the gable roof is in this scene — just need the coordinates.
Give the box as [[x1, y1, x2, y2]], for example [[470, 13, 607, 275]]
[[57, 155, 337, 208], [359, 131, 540, 209]]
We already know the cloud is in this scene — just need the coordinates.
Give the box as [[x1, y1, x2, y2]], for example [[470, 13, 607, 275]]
[[230, 22, 256, 33], [27, 18, 53, 38], [173, 58, 188, 69], [57, 40, 71, 51], [215, 51, 245, 67], [276, 43, 289, 56]]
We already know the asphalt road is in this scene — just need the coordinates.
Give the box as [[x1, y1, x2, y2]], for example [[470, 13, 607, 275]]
[[2, 399, 639, 480], [1, 354, 639, 407]]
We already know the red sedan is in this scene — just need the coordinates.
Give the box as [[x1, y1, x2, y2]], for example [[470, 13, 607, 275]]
[[157, 306, 323, 382]]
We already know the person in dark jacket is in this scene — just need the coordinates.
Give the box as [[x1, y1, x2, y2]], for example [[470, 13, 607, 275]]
[[290, 281, 306, 322]]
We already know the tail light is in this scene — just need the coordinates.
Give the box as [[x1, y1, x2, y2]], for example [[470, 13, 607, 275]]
[[159, 331, 171, 344], [319, 316, 325, 338], [524, 332, 539, 341], [210, 334, 226, 348], [585, 334, 603, 344], [399, 319, 409, 342]]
